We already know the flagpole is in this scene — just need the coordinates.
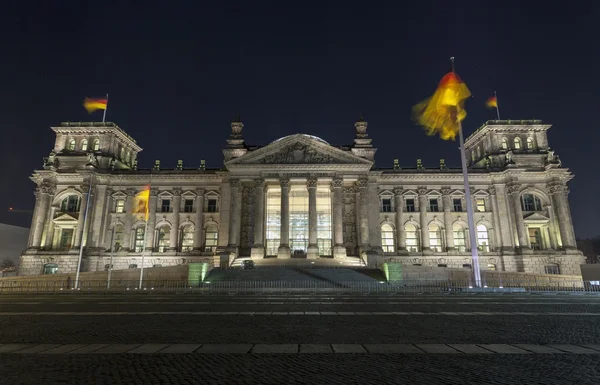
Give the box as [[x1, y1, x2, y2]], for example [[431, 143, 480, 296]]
[[451, 56, 481, 287], [494, 91, 500, 120], [139, 174, 152, 290], [75, 176, 94, 290], [102, 93, 108, 123]]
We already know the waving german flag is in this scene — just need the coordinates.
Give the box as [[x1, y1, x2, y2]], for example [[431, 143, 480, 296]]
[[412, 72, 471, 140], [83, 97, 108, 113]]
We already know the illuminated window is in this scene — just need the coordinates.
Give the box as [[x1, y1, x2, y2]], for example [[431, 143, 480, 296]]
[[81, 139, 88, 151], [112, 224, 124, 251], [289, 187, 308, 253], [316, 187, 332, 256], [68, 139, 76, 151], [514, 137, 522, 149], [521, 194, 542, 211], [115, 199, 125, 213], [501, 137, 509, 150], [487, 263, 496, 271], [381, 224, 395, 253], [204, 224, 218, 252], [453, 223, 467, 252], [43, 263, 58, 275], [125, 150, 131, 165], [405, 223, 419, 252], [476, 198, 486, 212], [429, 223, 444, 252], [477, 224, 490, 252], [526, 137, 534, 149], [120, 147, 125, 160], [181, 224, 194, 252], [157, 226, 170, 252], [134, 226, 145, 252], [92, 139, 100, 151], [265, 188, 281, 256], [528, 227, 543, 250]]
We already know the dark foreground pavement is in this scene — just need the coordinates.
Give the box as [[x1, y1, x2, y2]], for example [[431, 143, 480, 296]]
[[1, 293, 600, 384]]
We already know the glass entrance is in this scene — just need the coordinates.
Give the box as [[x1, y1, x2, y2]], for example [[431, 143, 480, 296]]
[[289, 188, 308, 252]]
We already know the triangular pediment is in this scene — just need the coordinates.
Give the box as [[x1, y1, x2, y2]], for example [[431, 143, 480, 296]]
[[53, 213, 78, 223], [226, 134, 372, 169], [523, 212, 550, 223]]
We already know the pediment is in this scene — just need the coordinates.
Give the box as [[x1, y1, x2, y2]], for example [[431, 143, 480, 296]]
[[226, 134, 372, 170], [53, 213, 78, 223], [523, 212, 549, 223]]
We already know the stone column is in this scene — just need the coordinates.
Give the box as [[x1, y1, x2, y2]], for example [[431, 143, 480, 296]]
[[354, 185, 362, 249], [357, 177, 370, 249], [251, 179, 265, 259], [194, 189, 205, 251], [508, 183, 529, 250], [227, 179, 243, 252], [43, 206, 58, 249], [494, 184, 514, 250], [394, 188, 406, 253], [441, 187, 454, 251], [277, 178, 291, 258], [548, 183, 577, 249], [331, 177, 346, 259], [30, 184, 53, 248], [122, 189, 136, 251], [418, 187, 430, 251], [169, 188, 182, 251], [145, 188, 158, 251], [489, 186, 502, 251], [546, 204, 559, 249], [307, 177, 319, 259], [73, 183, 90, 248], [367, 181, 382, 253]]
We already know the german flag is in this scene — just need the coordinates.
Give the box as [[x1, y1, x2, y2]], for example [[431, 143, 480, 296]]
[[132, 186, 150, 220], [412, 72, 471, 140], [486, 96, 498, 108], [83, 97, 108, 113]]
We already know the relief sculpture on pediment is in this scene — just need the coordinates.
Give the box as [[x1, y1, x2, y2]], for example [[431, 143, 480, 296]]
[[260, 143, 334, 164]]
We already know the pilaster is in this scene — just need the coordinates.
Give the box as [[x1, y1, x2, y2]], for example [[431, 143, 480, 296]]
[[394, 187, 407, 254], [277, 178, 291, 258], [194, 189, 205, 250], [227, 179, 243, 253], [169, 187, 182, 251], [73, 183, 90, 248], [331, 177, 346, 259], [508, 183, 529, 252], [418, 187, 430, 251], [251, 179, 266, 259], [307, 177, 319, 259]]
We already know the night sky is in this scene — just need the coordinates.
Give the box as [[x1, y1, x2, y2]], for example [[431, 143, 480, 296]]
[[1, 2, 598, 238]]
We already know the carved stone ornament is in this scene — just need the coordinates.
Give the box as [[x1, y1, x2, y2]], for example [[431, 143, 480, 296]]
[[393, 187, 404, 196], [106, 188, 114, 197], [506, 183, 521, 195], [279, 178, 290, 188], [306, 177, 318, 189], [86, 152, 99, 167], [356, 177, 368, 188], [488, 186, 496, 195], [150, 187, 159, 197], [38, 182, 56, 195], [440, 187, 451, 196], [547, 183, 568, 194], [417, 186, 428, 196], [260, 143, 334, 164], [172, 187, 182, 197], [331, 177, 343, 189], [126, 188, 137, 197], [255, 178, 266, 188], [80, 183, 91, 194], [195, 188, 205, 197]]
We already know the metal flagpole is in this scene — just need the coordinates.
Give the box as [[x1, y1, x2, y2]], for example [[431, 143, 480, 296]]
[[75, 176, 94, 290], [139, 174, 152, 289], [102, 93, 108, 123], [450, 57, 482, 287], [494, 91, 501, 120]]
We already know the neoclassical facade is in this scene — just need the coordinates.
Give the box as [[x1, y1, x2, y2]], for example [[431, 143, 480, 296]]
[[19, 118, 584, 276]]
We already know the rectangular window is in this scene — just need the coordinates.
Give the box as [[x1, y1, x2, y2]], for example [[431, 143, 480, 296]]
[[265, 189, 281, 256], [115, 199, 125, 213], [161, 199, 171, 213], [184, 199, 194, 213], [405, 199, 415, 212], [453, 198, 463, 212], [381, 198, 392, 212], [544, 265, 560, 275], [476, 198, 486, 212], [529, 228, 543, 250], [429, 199, 439, 212], [289, 187, 309, 253], [207, 199, 218, 213], [59, 229, 74, 249]]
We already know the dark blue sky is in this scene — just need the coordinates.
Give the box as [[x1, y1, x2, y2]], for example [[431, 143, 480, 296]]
[[1, 1, 598, 238]]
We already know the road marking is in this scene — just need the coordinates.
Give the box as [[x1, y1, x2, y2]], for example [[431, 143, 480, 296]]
[[2, 343, 598, 354]]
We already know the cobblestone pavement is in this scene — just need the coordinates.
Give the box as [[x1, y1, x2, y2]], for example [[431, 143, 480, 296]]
[[1, 294, 599, 384]]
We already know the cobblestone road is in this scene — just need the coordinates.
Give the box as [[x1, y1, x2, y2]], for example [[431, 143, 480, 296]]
[[1, 293, 599, 384]]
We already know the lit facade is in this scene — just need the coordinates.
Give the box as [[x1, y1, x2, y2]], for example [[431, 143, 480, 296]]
[[19, 118, 584, 276]]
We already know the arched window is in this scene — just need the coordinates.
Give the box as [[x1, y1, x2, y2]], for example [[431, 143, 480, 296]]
[[429, 223, 444, 252], [120, 147, 125, 160], [204, 224, 218, 252], [477, 224, 490, 252], [381, 224, 395, 253], [67, 139, 76, 151], [452, 223, 467, 252], [501, 137, 509, 150], [180, 224, 194, 252], [112, 224, 124, 251], [526, 137, 534, 149], [81, 139, 88, 152], [521, 193, 543, 211], [514, 137, 522, 149], [134, 226, 145, 252], [157, 225, 170, 252], [92, 139, 100, 151], [125, 149, 131, 165], [471, 151, 475, 163], [405, 223, 419, 252], [476, 146, 481, 160], [60, 195, 80, 213]]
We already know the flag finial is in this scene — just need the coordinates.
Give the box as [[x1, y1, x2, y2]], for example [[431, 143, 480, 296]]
[[450, 57, 455, 73]]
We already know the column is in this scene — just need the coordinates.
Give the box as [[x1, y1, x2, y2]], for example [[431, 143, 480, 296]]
[[494, 184, 515, 250], [306, 177, 319, 259], [73, 183, 90, 248], [489, 186, 502, 251], [508, 183, 529, 250], [145, 188, 158, 251], [546, 204, 559, 249], [331, 177, 346, 258], [354, 185, 362, 249], [441, 188, 454, 251], [418, 187, 430, 251], [549, 183, 577, 249], [277, 178, 291, 258], [394, 188, 406, 252], [367, 181, 382, 253], [357, 177, 369, 249], [193, 189, 205, 251], [251, 179, 265, 259], [30, 184, 52, 248], [227, 179, 243, 252], [169, 188, 182, 251], [43, 207, 57, 249], [90, 185, 108, 248], [122, 189, 136, 251]]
